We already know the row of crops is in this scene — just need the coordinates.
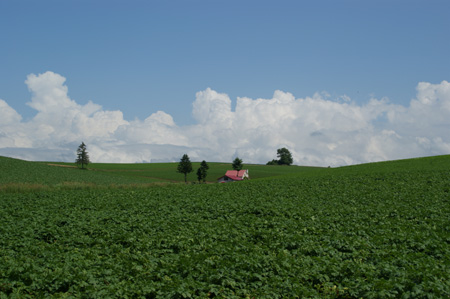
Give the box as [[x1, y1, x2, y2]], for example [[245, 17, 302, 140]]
[[1, 156, 450, 297]]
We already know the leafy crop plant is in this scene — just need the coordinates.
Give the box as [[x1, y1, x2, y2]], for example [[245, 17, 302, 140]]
[[1, 155, 449, 297]]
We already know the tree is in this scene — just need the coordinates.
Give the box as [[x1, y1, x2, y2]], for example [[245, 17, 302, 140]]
[[200, 160, 209, 172], [266, 148, 294, 166], [266, 159, 278, 165], [196, 168, 204, 183], [232, 157, 243, 171], [177, 154, 193, 183], [75, 142, 90, 169], [196, 160, 209, 183], [277, 147, 293, 165]]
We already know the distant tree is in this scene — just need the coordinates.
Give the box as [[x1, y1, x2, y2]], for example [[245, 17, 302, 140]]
[[75, 142, 90, 169], [277, 148, 293, 165], [266, 159, 278, 165], [196, 168, 204, 183], [232, 157, 243, 171], [177, 154, 193, 183], [200, 160, 209, 172], [196, 160, 209, 183], [267, 148, 294, 166]]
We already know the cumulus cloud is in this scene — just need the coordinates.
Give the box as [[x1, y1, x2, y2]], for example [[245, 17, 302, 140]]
[[0, 99, 22, 125], [0, 71, 449, 166], [24, 72, 128, 145], [0, 99, 24, 148]]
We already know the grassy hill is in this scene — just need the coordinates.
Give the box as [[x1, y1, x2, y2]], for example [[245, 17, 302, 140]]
[[0, 157, 158, 191], [76, 161, 323, 183], [1, 154, 449, 191], [2, 155, 448, 191], [0, 155, 449, 297], [0, 156, 322, 191]]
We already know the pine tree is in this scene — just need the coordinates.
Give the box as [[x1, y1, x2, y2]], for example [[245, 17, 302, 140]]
[[232, 157, 243, 171], [196, 167, 205, 183], [196, 160, 209, 183], [75, 142, 90, 169]]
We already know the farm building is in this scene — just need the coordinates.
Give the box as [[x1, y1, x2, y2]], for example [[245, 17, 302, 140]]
[[217, 169, 249, 183]]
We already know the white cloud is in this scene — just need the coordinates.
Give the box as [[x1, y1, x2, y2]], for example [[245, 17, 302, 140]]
[[21, 71, 129, 148], [0, 100, 28, 148], [0, 99, 22, 125], [114, 111, 187, 146], [25, 72, 78, 112], [192, 88, 234, 126], [0, 72, 449, 166]]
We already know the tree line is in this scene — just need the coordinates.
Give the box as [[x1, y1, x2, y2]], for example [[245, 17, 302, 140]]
[[177, 148, 293, 183], [74, 142, 293, 183], [176, 155, 245, 184], [176, 154, 210, 184]]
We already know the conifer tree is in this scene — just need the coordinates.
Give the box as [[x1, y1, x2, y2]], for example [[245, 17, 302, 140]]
[[76, 142, 90, 169], [196, 160, 209, 183], [232, 157, 243, 171]]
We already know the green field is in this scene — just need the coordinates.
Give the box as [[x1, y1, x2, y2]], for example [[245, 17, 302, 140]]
[[0, 155, 449, 297], [0, 156, 322, 191], [82, 161, 321, 183]]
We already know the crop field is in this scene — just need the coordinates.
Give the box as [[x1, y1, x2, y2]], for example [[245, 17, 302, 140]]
[[0, 155, 449, 297]]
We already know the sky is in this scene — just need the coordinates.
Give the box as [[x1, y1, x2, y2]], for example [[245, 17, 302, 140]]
[[0, 0, 449, 166]]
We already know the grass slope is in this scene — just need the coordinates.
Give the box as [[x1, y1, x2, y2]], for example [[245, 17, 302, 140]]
[[0, 155, 449, 297], [0, 156, 322, 191], [0, 157, 160, 192], [52, 161, 322, 182]]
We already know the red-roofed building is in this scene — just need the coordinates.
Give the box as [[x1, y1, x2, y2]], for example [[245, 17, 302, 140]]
[[217, 169, 249, 183]]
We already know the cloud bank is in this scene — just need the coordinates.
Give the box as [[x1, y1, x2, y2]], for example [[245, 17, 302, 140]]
[[1, 71, 449, 166]]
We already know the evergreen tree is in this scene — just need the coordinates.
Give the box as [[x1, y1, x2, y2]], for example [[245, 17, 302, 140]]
[[75, 142, 90, 169], [196, 167, 205, 183], [232, 157, 243, 171], [177, 154, 193, 183], [196, 160, 209, 183]]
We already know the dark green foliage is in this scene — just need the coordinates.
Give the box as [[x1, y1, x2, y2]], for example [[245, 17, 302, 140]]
[[266, 159, 278, 165], [1, 155, 450, 297], [232, 157, 243, 171], [277, 147, 293, 165], [177, 154, 193, 183], [196, 160, 209, 183], [75, 142, 90, 169], [200, 160, 209, 171], [268, 148, 293, 165]]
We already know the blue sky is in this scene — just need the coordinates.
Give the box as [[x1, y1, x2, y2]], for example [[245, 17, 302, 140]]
[[1, 0, 449, 165], [2, 0, 448, 123]]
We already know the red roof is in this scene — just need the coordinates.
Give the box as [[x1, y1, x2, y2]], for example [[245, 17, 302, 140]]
[[218, 170, 248, 181], [225, 170, 247, 178]]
